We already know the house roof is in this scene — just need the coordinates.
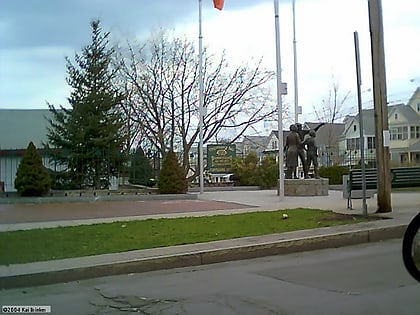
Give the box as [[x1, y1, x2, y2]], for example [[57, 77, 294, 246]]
[[352, 108, 376, 135], [264, 122, 345, 150], [344, 100, 419, 137], [407, 87, 420, 106], [408, 139, 420, 151], [304, 122, 345, 147], [236, 135, 270, 156], [0, 109, 52, 149], [343, 107, 388, 136], [241, 135, 269, 149], [270, 130, 291, 144], [391, 139, 420, 152], [388, 103, 420, 125]]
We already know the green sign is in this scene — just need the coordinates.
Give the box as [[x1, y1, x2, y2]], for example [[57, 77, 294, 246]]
[[207, 144, 236, 173]]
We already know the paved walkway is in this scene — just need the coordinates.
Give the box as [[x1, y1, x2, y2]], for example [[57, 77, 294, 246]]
[[1, 189, 418, 231], [0, 198, 252, 229], [0, 189, 419, 289]]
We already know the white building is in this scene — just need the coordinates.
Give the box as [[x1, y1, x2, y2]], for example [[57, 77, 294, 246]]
[[0, 109, 53, 192]]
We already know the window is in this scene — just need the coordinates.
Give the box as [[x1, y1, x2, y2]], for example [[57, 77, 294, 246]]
[[367, 137, 376, 149], [271, 140, 277, 150], [346, 138, 360, 150], [417, 102, 420, 112], [390, 126, 408, 140], [394, 113, 398, 120], [411, 126, 420, 139], [353, 125, 357, 132]]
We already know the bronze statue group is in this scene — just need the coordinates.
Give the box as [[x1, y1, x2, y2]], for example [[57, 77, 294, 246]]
[[284, 123, 325, 179]]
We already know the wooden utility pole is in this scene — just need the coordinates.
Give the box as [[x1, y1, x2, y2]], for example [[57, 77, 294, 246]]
[[368, 0, 392, 213]]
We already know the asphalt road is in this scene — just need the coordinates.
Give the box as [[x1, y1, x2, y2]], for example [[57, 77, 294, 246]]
[[1, 239, 419, 315]]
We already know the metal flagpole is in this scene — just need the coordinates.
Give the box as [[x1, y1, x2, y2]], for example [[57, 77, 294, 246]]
[[292, 0, 299, 124], [274, 0, 284, 199], [198, 0, 205, 194]]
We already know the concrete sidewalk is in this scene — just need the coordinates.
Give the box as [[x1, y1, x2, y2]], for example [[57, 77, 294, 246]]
[[0, 189, 419, 289]]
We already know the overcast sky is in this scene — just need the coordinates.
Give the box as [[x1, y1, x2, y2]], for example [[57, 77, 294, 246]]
[[1, 0, 419, 127]]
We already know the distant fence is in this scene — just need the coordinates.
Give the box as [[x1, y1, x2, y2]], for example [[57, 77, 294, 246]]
[[318, 149, 377, 168], [0, 149, 162, 193]]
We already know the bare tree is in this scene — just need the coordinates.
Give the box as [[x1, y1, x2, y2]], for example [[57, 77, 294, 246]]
[[313, 80, 351, 124], [116, 32, 276, 181], [312, 79, 350, 166], [116, 81, 144, 153]]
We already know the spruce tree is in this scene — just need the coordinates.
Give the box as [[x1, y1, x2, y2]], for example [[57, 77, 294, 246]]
[[46, 20, 126, 189], [15, 142, 51, 196], [158, 150, 188, 194], [129, 148, 154, 186]]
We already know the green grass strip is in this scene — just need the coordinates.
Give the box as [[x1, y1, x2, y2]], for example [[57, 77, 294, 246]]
[[0, 208, 375, 265]]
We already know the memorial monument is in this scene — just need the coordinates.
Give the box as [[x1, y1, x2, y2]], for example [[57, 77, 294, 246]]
[[283, 123, 328, 196]]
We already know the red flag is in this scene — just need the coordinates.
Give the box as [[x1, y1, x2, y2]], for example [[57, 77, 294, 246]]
[[213, 0, 224, 10]]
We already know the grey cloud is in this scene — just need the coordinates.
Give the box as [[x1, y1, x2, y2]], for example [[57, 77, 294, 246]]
[[0, 0, 189, 49], [0, 0, 275, 49]]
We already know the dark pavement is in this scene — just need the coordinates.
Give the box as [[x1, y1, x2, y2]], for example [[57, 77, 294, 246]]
[[0, 199, 252, 224]]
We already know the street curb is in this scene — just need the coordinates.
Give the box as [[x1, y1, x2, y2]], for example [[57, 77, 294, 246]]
[[0, 224, 407, 290]]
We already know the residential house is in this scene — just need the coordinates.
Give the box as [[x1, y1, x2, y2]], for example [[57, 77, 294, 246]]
[[340, 87, 420, 167], [341, 109, 377, 167], [388, 87, 420, 165], [236, 135, 269, 160], [305, 122, 345, 166], [263, 130, 288, 157]]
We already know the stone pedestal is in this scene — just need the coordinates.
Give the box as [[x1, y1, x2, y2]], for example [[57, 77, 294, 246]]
[[283, 178, 329, 196]]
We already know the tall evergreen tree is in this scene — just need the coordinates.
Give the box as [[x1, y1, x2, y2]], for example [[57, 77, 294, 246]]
[[46, 20, 126, 189]]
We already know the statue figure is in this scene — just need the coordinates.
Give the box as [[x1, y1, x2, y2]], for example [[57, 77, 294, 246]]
[[285, 124, 301, 179], [295, 122, 325, 179], [295, 123, 308, 179], [303, 130, 319, 178]]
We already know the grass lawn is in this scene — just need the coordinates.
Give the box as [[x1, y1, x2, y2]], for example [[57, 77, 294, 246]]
[[0, 208, 377, 265]]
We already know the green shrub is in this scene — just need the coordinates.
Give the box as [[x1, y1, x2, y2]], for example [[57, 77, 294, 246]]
[[319, 165, 349, 185], [231, 151, 259, 186], [158, 150, 188, 194], [15, 142, 51, 196], [257, 156, 278, 188]]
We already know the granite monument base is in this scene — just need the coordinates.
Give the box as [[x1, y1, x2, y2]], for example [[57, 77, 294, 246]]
[[281, 178, 329, 196]]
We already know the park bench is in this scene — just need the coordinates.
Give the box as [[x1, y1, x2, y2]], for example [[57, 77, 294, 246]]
[[391, 167, 420, 188], [347, 167, 420, 209], [347, 168, 377, 209]]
